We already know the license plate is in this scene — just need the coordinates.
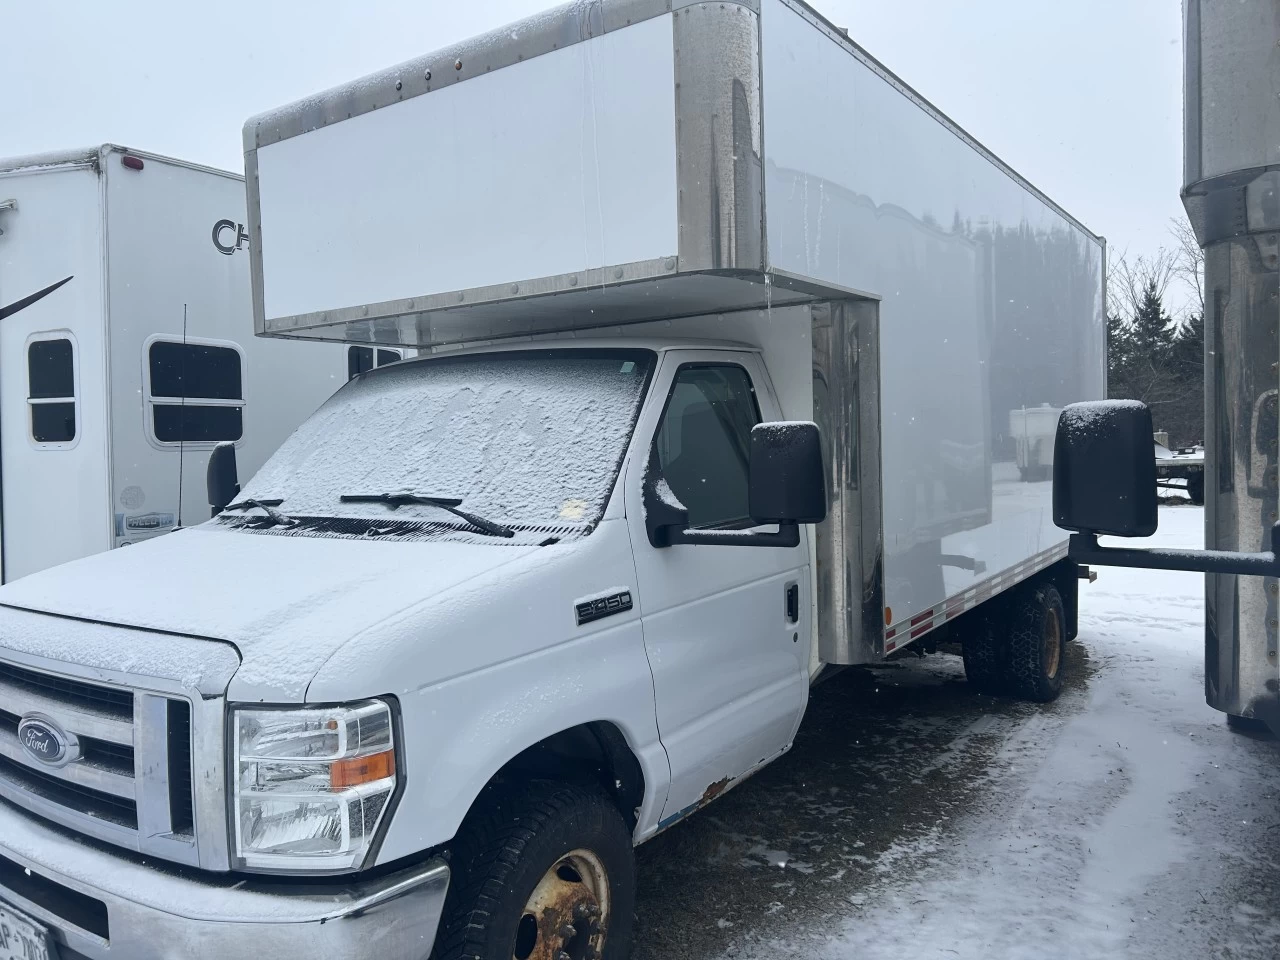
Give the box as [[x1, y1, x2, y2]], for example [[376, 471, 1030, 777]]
[[0, 901, 54, 960]]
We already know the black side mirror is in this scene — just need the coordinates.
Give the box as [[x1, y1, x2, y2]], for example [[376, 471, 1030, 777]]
[[748, 421, 827, 525], [645, 421, 826, 548], [1053, 400, 1157, 537], [207, 441, 240, 516]]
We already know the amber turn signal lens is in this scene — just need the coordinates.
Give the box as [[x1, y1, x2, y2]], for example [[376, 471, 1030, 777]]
[[330, 750, 396, 789]]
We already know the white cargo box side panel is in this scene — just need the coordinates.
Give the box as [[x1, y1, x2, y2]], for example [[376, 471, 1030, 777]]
[[760, 0, 1105, 629], [255, 13, 679, 324]]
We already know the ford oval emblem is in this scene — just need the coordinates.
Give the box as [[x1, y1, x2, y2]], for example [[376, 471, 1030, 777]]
[[18, 715, 80, 768]]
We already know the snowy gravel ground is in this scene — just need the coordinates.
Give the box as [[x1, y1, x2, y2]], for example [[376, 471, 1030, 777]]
[[632, 505, 1280, 959]]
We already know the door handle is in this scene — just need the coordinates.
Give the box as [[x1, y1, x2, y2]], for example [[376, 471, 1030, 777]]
[[785, 583, 799, 623]]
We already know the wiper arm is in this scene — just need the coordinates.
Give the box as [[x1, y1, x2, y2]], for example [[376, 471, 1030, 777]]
[[339, 492, 515, 539], [223, 498, 299, 528]]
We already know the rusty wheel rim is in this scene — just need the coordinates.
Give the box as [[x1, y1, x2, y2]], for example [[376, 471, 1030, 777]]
[[512, 848, 609, 960], [1043, 605, 1062, 679]]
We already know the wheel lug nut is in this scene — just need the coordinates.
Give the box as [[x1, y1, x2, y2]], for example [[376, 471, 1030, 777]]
[[559, 922, 577, 938]]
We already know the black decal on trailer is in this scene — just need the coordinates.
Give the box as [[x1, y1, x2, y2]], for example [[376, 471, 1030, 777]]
[[575, 591, 634, 626], [0, 275, 73, 321], [212, 220, 249, 255]]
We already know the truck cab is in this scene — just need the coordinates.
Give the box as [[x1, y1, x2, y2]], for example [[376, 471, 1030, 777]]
[[0, 338, 824, 959]]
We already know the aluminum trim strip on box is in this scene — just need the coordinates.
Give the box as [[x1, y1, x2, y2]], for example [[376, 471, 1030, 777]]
[[243, 0, 677, 151], [812, 299, 884, 665], [260, 257, 679, 339], [882, 542, 1069, 652], [673, 2, 764, 273]]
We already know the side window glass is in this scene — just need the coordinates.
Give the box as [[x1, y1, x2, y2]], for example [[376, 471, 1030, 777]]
[[28, 337, 76, 445], [147, 340, 244, 444], [653, 364, 760, 529], [348, 346, 403, 381]]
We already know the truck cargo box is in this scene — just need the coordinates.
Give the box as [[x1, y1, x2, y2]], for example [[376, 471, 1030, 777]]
[[243, 0, 1105, 660]]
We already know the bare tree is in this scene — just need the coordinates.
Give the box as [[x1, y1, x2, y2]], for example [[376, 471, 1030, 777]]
[[1107, 247, 1178, 323], [1169, 214, 1205, 320]]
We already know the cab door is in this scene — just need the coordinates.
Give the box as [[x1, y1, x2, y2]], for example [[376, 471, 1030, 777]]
[[624, 349, 810, 823]]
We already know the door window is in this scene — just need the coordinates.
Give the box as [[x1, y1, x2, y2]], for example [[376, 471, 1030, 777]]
[[146, 339, 245, 444], [653, 364, 761, 529], [347, 346, 402, 381], [28, 336, 77, 445]]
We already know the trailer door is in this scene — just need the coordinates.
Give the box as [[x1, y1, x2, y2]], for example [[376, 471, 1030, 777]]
[[0, 168, 110, 580]]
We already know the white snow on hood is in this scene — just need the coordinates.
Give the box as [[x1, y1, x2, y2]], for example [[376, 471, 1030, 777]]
[[0, 524, 536, 701]]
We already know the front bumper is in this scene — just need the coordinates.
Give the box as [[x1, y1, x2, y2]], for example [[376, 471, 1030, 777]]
[[0, 799, 449, 960]]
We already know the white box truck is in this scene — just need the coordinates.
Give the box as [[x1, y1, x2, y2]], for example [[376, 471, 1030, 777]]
[[0, 4, 1104, 959], [0, 145, 401, 581]]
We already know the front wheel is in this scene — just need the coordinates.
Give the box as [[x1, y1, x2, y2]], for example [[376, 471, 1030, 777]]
[[433, 781, 636, 960]]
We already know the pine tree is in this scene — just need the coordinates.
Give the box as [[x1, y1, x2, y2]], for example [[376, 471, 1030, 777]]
[[1130, 280, 1175, 356], [1107, 313, 1135, 401]]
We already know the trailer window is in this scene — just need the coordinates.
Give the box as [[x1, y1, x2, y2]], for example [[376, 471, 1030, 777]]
[[28, 337, 76, 445], [147, 339, 245, 444], [347, 346, 402, 381], [653, 364, 760, 529]]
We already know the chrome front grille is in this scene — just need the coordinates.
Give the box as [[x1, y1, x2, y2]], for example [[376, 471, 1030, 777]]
[[0, 658, 210, 866]]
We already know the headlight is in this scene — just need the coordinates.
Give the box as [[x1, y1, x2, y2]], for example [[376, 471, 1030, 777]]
[[232, 699, 398, 872]]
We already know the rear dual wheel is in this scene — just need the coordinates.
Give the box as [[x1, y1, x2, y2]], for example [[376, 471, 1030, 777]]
[[963, 581, 1066, 703]]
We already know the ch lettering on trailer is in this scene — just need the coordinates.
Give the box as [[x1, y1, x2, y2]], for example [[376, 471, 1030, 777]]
[[212, 219, 250, 255], [575, 590, 634, 626]]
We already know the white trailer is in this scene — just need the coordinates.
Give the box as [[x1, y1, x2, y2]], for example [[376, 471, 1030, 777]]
[[0, 6, 1103, 960], [0, 145, 397, 580]]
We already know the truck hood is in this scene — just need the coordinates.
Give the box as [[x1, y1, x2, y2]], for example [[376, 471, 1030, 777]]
[[0, 525, 538, 701]]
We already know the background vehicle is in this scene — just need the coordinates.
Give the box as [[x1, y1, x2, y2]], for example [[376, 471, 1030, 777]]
[[1153, 433, 1205, 504], [0, 145, 395, 580], [1010, 404, 1061, 482], [0, 4, 1103, 959]]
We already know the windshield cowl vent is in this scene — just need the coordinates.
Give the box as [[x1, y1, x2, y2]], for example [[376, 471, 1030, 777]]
[[214, 514, 583, 546]]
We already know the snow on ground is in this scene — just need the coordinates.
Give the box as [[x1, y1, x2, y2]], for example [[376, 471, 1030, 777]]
[[715, 505, 1279, 960], [631, 504, 1277, 960]]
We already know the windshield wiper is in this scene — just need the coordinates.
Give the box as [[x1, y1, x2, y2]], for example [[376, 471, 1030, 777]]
[[339, 492, 515, 539], [223, 498, 299, 528]]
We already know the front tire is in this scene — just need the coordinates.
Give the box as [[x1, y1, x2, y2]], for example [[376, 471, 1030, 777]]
[[433, 781, 635, 960], [1005, 583, 1067, 703]]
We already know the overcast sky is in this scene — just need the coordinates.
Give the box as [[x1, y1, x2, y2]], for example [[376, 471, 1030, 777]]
[[0, 0, 1189, 314]]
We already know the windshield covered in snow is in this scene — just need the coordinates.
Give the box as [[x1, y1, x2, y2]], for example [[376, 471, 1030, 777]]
[[237, 349, 654, 533]]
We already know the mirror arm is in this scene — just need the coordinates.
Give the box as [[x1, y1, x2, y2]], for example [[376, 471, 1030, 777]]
[[1069, 523, 1280, 577]]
